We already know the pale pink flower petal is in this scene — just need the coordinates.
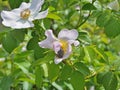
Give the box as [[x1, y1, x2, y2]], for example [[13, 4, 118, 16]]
[[54, 57, 63, 64], [38, 30, 57, 49], [54, 44, 72, 64], [53, 41, 61, 54], [58, 29, 79, 40], [68, 40, 80, 46]]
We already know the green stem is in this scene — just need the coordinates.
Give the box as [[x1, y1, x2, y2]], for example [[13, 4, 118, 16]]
[[75, 1, 82, 28], [75, 0, 95, 29], [85, 72, 96, 79], [10, 54, 14, 73], [76, 11, 91, 29]]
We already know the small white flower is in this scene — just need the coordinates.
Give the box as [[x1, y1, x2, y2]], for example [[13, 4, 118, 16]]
[[107, 0, 119, 11], [1, 0, 48, 29], [38, 29, 80, 64]]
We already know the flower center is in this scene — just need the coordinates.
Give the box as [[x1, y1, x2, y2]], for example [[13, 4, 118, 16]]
[[59, 40, 68, 53], [20, 9, 31, 19], [56, 40, 68, 58]]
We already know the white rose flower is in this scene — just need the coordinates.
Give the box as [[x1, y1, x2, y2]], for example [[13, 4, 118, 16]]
[[1, 0, 48, 29], [38, 29, 80, 64]]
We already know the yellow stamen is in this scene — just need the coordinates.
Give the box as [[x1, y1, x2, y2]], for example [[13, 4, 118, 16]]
[[59, 40, 68, 53], [20, 9, 31, 19]]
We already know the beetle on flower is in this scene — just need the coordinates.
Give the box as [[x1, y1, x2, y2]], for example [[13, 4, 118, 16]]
[[38, 29, 80, 64], [1, 0, 48, 29]]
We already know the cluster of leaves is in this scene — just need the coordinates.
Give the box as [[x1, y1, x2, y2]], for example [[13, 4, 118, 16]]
[[0, 0, 120, 90]]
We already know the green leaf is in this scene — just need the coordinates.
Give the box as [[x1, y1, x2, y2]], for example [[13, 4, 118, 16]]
[[70, 71, 85, 90], [74, 62, 90, 76], [27, 37, 45, 59], [23, 0, 29, 3], [84, 46, 97, 63], [47, 13, 62, 20], [18, 77, 35, 84], [8, 0, 23, 9], [78, 31, 91, 44], [47, 63, 60, 82], [11, 30, 25, 42], [96, 73, 105, 84], [8, 0, 29, 9], [82, 3, 96, 10], [110, 35, 120, 52], [32, 52, 54, 66], [43, 18, 51, 29], [96, 12, 111, 27], [93, 47, 108, 63], [0, 76, 13, 90], [0, 71, 4, 78], [14, 60, 31, 74], [79, 47, 85, 60], [14, 50, 33, 60], [35, 66, 44, 88], [48, 6, 55, 12], [86, 46, 96, 61], [11, 69, 22, 78], [96, 11, 120, 37], [27, 37, 39, 50], [62, 0, 71, 7], [68, 1, 78, 7], [104, 17, 120, 37], [102, 72, 118, 90], [59, 65, 73, 80], [2, 32, 19, 53], [34, 48, 46, 59]]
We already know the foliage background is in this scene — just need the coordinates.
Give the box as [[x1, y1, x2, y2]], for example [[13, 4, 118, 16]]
[[0, 0, 120, 90]]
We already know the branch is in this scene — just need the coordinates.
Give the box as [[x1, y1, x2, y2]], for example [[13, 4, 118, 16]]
[[75, 11, 91, 29], [75, 0, 96, 29]]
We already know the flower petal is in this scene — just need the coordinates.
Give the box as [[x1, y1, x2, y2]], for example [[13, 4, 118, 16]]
[[53, 41, 61, 54], [68, 40, 80, 46], [62, 44, 72, 59], [11, 19, 34, 29], [19, 2, 31, 10], [54, 57, 63, 64], [58, 29, 79, 40], [33, 9, 48, 20], [30, 0, 44, 13], [38, 30, 57, 49], [1, 10, 20, 28], [54, 44, 72, 64], [11, 2, 31, 16]]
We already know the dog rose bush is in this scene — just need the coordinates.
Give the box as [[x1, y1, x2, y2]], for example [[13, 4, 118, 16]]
[[0, 0, 120, 90]]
